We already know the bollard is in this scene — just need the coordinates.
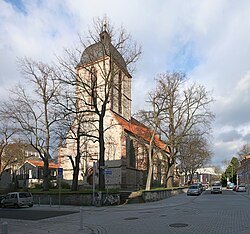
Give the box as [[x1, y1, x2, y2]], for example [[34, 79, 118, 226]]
[[38, 197, 40, 207], [2, 221, 8, 234], [79, 207, 83, 230], [49, 197, 52, 207]]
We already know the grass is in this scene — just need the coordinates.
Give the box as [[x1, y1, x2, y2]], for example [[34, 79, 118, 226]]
[[17, 186, 186, 194], [21, 187, 121, 194]]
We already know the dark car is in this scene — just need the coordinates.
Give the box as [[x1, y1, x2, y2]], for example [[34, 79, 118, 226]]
[[187, 185, 202, 196], [193, 182, 203, 193]]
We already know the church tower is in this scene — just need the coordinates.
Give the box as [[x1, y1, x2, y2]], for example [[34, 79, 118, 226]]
[[76, 29, 132, 121]]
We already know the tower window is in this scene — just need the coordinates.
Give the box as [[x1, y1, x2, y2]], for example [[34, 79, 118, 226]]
[[118, 71, 122, 114], [90, 67, 97, 108], [110, 77, 114, 110]]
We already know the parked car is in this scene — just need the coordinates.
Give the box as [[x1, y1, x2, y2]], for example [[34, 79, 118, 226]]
[[187, 185, 202, 196], [211, 182, 222, 194], [1, 192, 33, 208], [227, 182, 234, 189], [236, 185, 246, 192]]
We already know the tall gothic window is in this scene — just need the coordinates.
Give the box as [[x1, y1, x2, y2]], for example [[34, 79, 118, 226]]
[[118, 70, 122, 114], [90, 67, 97, 108], [110, 77, 114, 110]]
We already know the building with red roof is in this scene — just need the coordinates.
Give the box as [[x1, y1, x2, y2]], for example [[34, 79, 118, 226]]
[[16, 160, 59, 188], [238, 155, 250, 185]]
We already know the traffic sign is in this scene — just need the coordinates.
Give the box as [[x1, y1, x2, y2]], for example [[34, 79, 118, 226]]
[[58, 168, 63, 178], [104, 169, 112, 175]]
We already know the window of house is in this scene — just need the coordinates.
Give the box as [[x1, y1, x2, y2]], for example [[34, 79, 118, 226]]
[[29, 170, 32, 179]]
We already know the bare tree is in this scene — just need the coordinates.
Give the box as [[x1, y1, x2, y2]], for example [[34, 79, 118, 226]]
[[135, 88, 168, 190], [0, 117, 18, 176], [57, 16, 141, 190], [1, 59, 61, 191], [237, 143, 250, 161], [178, 132, 212, 184], [56, 89, 95, 191], [153, 72, 214, 187]]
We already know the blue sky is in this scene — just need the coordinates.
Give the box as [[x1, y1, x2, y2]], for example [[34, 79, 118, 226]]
[[1, 0, 250, 169], [5, 0, 26, 13]]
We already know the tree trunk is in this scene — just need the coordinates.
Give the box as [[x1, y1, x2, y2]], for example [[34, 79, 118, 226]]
[[71, 166, 79, 191], [166, 165, 174, 187], [146, 147, 153, 190], [98, 116, 105, 190], [43, 157, 50, 191], [71, 155, 80, 191], [71, 127, 81, 191]]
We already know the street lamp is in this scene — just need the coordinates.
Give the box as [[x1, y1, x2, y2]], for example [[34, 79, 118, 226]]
[[231, 164, 234, 184]]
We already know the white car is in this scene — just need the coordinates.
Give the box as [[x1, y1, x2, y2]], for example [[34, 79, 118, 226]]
[[237, 185, 246, 192], [211, 182, 222, 194], [1, 192, 33, 208]]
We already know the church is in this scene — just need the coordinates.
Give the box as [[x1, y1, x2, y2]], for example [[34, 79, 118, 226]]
[[58, 28, 169, 189]]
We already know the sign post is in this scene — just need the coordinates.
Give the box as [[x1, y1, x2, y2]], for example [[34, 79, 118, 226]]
[[92, 162, 96, 205], [104, 169, 112, 196], [58, 168, 63, 207]]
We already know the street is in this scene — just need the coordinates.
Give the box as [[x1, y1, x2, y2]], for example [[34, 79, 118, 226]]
[[1, 189, 250, 234]]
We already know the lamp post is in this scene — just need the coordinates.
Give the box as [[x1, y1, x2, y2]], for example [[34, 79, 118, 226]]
[[231, 164, 234, 184], [247, 157, 250, 195]]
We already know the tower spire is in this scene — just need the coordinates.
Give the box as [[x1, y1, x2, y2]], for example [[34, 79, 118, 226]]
[[100, 22, 111, 44]]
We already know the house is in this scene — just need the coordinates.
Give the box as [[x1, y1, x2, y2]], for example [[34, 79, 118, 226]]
[[238, 155, 250, 185], [16, 160, 59, 188], [0, 142, 41, 174], [59, 29, 169, 189], [179, 166, 219, 185]]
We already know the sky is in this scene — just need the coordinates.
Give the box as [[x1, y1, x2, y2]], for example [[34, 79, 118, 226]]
[[1, 0, 250, 169]]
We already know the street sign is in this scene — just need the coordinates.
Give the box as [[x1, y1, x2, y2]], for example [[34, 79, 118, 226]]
[[58, 168, 63, 178], [104, 169, 112, 175]]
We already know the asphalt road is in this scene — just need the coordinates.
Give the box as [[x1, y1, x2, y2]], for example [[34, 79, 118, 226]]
[[0, 208, 78, 220]]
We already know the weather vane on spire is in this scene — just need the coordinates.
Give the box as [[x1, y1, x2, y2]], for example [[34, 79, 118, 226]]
[[103, 20, 107, 31]]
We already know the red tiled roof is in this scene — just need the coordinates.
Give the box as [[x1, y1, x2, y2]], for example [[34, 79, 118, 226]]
[[26, 160, 59, 169], [113, 113, 169, 152]]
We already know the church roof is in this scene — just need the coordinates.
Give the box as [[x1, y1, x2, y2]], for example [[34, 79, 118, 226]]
[[114, 113, 169, 152], [78, 31, 131, 77]]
